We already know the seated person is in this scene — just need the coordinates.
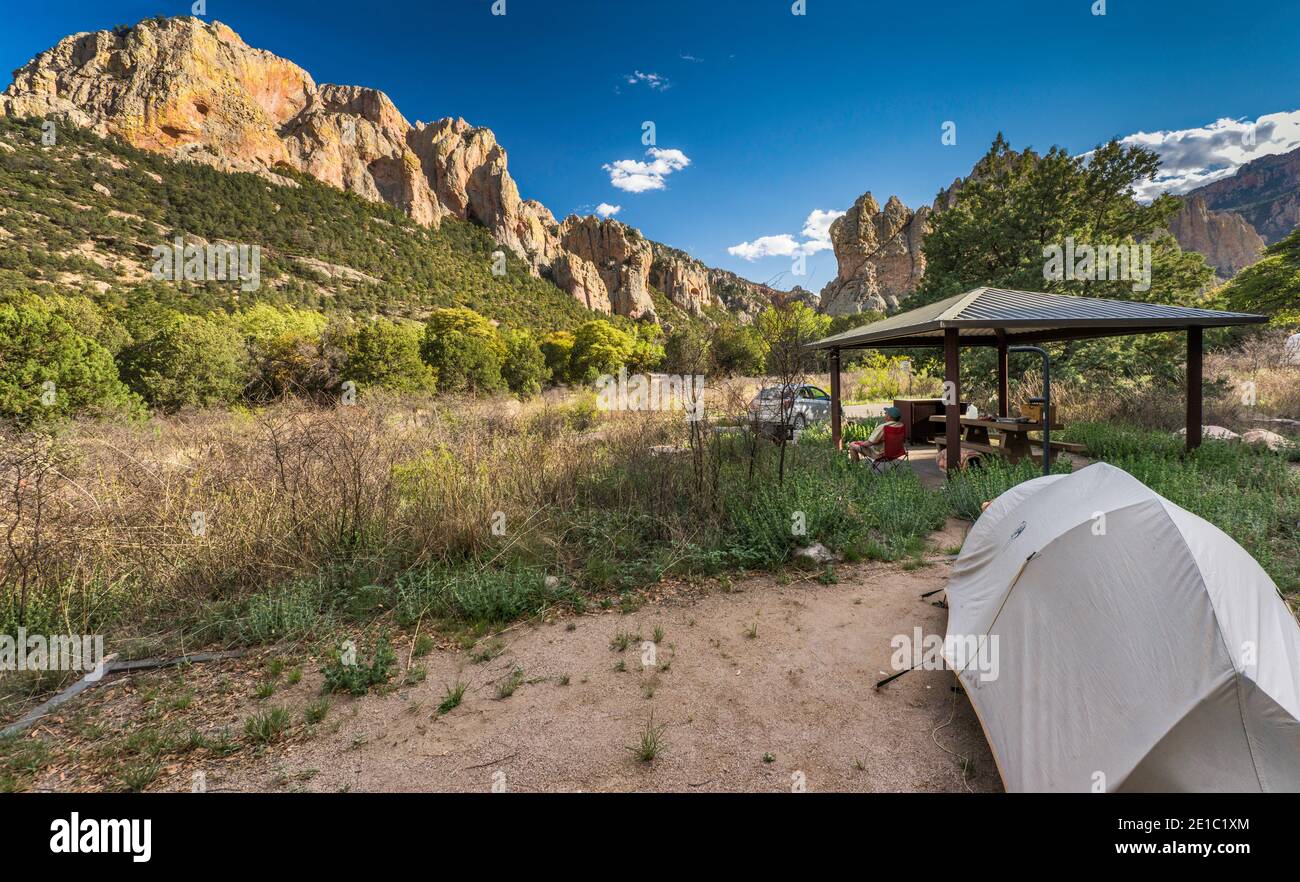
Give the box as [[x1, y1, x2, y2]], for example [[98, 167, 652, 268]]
[[848, 406, 905, 462]]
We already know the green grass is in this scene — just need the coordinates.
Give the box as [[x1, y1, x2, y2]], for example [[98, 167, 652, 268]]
[[494, 666, 525, 700], [438, 682, 467, 714], [626, 713, 667, 763], [0, 736, 51, 792], [394, 565, 578, 628], [244, 706, 291, 744]]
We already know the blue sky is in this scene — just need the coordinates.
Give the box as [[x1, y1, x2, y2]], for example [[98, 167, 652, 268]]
[[5, 0, 1299, 290]]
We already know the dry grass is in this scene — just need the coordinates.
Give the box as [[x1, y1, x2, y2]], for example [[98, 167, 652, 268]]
[[0, 392, 690, 646], [1014, 330, 1300, 432]]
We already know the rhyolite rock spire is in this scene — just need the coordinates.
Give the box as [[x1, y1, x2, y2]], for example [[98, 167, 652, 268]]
[[818, 193, 930, 315]]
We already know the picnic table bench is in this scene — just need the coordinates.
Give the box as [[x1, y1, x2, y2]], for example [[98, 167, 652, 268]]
[[928, 415, 1082, 465]]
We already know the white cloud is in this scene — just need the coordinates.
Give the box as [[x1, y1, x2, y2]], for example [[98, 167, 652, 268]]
[[1106, 109, 1300, 201], [727, 234, 801, 261], [603, 147, 691, 193], [595, 203, 622, 218], [800, 209, 845, 252], [624, 70, 670, 91], [728, 208, 844, 260]]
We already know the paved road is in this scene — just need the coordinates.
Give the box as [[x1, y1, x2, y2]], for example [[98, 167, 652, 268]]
[[843, 401, 891, 419]]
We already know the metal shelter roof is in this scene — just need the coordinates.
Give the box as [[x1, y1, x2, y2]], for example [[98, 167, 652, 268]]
[[808, 287, 1267, 349]]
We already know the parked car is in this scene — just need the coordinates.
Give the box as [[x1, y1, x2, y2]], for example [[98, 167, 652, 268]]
[[747, 384, 836, 436]]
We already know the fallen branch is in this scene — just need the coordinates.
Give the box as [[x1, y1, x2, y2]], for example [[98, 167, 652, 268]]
[[460, 751, 518, 771], [1, 649, 247, 738]]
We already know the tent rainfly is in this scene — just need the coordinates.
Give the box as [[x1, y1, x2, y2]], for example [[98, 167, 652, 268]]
[[945, 463, 1300, 792]]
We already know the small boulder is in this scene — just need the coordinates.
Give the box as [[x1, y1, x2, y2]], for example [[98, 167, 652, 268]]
[[1177, 425, 1240, 441], [794, 543, 837, 566], [1242, 429, 1289, 451]]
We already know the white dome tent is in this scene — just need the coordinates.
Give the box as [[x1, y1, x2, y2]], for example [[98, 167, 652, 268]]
[[1286, 332, 1300, 365], [944, 462, 1300, 792]]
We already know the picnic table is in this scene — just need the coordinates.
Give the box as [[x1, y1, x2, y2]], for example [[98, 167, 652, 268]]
[[927, 415, 1081, 464]]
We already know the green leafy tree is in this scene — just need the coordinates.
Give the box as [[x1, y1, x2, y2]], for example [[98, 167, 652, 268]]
[[420, 307, 505, 394], [345, 318, 436, 392], [568, 319, 636, 383], [540, 331, 576, 384], [500, 327, 549, 398], [663, 324, 711, 374], [0, 299, 139, 422], [756, 301, 831, 376], [625, 322, 666, 373], [915, 134, 1212, 307], [118, 310, 249, 411], [1221, 228, 1300, 326], [709, 323, 768, 376], [235, 304, 339, 401], [910, 134, 1218, 398], [38, 293, 131, 356]]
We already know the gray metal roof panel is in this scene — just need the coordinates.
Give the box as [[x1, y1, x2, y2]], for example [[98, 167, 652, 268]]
[[809, 287, 1267, 349]]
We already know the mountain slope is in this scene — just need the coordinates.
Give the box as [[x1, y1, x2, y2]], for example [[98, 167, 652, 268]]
[[1184, 144, 1300, 245], [1167, 195, 1265, 279], [0, 116, 597, 332], [0, 15, 772, 324]]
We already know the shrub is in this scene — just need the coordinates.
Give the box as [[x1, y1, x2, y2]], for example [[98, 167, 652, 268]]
[[320, 634, 396, 696], [499, 327, 549, 398], [420, 307, 505, 394], [0, 298, 139, 422], [118, 309, 248, 410], [344, 317, 436, 393]]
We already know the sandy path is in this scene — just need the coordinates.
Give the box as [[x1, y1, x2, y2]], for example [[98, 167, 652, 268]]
[[210, 544, 999, 793]]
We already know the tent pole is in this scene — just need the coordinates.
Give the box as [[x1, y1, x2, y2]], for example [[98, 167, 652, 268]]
[[829, 347, 842, 451], [944, 329, 961, 472], [1187, 326, 1203, 453]]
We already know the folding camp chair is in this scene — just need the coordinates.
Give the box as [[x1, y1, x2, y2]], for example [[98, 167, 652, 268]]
[[870, 423, 909, 473]]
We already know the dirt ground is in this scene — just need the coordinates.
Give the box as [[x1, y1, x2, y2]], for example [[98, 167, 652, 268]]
[[18, 519, 1000, 794], [245, 524, 993, 793]]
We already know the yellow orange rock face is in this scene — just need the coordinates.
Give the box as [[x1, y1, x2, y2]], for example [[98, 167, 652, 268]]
[[0, 15, 684, 318]]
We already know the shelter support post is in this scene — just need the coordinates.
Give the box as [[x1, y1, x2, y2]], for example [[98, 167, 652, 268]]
[[996, 330, 1009, 417], [1187, 326, 1203, 452], [829, 348, 842, 451], [944, 329, 961, 472]]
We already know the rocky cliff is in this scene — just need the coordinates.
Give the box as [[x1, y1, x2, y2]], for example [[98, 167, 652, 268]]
[[649, 242, 781, 322], [557, 215, 655, 320], [1185, 144, 1300, 245], [1168, 196, 1265, 279], [818, 193, 930, 315], [0, 16, 768, 321]]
